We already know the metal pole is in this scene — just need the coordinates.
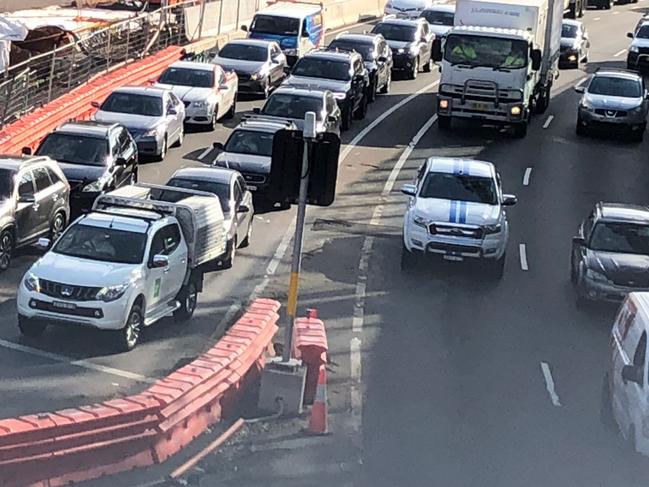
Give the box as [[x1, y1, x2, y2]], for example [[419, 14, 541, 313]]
[[217, 0, 224, 34], [198, 0, 206, 40], [46, 51, 56, 103], [282, 112, 316, 363], [235, 0, 241, 34]]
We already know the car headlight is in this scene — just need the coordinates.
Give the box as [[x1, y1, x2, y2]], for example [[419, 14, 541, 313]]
[[82, 179, 105, 192], [410, 45, 418, 55], [632, 105, 644, 114], [143, 128, 160, 137], [412, 215, 428, 228], [95, 283, 130, 302], [580, 100, 594, 112], [192, 101, 207, 108], [397, 48, 405, 54], [484, 223, 502, 234], [250, 73, 260, 81], [630, 45, 639, 53], [333, 92, 347, 100], [24, 273, 40, 292], [586, 268, 609, 283]]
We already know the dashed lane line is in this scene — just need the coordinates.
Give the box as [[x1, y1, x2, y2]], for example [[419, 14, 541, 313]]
[[523, 167, 533, 186], [197, 146, 213, 160], [519, 243, 529, 271], [614, 48, 627, 57], [540, 361, 562, 407], [542, 115, 554, 129]]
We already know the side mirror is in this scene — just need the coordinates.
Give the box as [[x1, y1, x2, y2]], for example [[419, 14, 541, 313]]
[[19, 194, 35, 203], [252, 107, 261, 114], [327, 115, 337, 123], [531, 49, 542, 71], [622, 364, 643, 386], [502, 194, 517, 206], [378, 56, 387, 63], [302, 30, 309, 37], [91, 101, 101, 109], [574, 85, 585, 94], [36, 237, 50, 249], [628, 32, 634, 39], [219, 83, 229, 90], [432, 38, 442, 62], [237, 204, 250, 213], [212, 141, 225, 151], [241, 24, 248, 31], [572, 236, 585, 246], [151, 254, 169, 269], [115, 157, 127, 166], [21, 146, 32, 156], [401, 183, 417, 197], [168, 108, 177, 115]]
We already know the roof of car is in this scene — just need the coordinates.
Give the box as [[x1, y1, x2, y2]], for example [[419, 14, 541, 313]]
[[426, 157, 495, 179], [236, 118, 295, 133], [562, 18, 581, 27], [332, 33, 379, 44], [597, 202, 649, 223], [55, 121, 117, 138], [379, 17, 424, 27], [112, 85, 168, 97], [224, 38, 274, 48], [80, 211, 153, 233], [0, 155, 53, 171], [171, 167, 236, 185], [168, 60, 215, 72], [304, 49, 358, 62], [593, 68, 642, 81], [422, 4, 455, 12], [271, 86, 328, 98]]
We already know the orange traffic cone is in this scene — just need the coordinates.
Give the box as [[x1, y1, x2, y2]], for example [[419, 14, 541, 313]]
[[307, 364, 328, 434]]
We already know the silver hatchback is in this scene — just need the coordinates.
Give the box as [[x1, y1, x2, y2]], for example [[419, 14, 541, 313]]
[[575, 69, 649, 142]]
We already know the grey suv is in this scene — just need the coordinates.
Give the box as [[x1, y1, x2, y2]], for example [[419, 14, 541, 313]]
[[575, 69, 649, 141], [0, 156, 70, 271]]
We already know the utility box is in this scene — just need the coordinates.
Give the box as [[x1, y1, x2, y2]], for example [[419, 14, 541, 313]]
[[258, 358, 307, 416]]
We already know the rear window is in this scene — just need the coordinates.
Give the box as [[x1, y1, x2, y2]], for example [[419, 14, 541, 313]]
[[101, 92, 163, 117], [371, 23, 416, 42], [218, 43, 268, 62], [292, 57, 351, 81], [421, 10, 454, 26], [262, 93, 323, 120], [0, 168, 15, 199], [159, 67, 214, 88]]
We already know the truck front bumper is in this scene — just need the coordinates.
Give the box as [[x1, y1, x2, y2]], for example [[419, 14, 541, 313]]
[[437, 94, 528, 124]]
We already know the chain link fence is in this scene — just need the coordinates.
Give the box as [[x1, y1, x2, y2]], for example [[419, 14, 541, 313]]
[[0, 0, 258, 128]]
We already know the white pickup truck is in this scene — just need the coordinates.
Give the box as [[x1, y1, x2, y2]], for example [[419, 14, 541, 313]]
[[17, 183, 227, 351]]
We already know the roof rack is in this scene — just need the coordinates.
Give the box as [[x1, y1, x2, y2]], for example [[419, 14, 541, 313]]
[[324, 45, 357, 54], [242, 113, 302, 125]]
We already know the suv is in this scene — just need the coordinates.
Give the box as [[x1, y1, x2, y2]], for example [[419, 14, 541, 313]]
[[575, 69, 648, 141], [419, 4, 455, 38], [28, 121, 138, 217], [0, 156, 70, 271], [627, 21, 649, 71], [571, 203, 649, 305], [282, 49, 369, 130], [327, 33, 393, 102], [212, 118, 296, 208], [371, 17, 434, 79], [400, 157, 517, 278], [255, 86, 342, 135]]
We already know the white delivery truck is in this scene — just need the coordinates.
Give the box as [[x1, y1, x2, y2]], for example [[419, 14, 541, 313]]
[[433, 0, 563, 137], [17, 183, 227, 351]]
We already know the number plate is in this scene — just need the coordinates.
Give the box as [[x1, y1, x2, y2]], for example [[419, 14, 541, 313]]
[[472, 102, 489, 111], [246, 185, 257, 191], [52, 301, 76, 310], [443, 254, 464, 262]]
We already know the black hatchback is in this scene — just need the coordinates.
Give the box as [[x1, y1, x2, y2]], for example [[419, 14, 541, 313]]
[[26, 121, 138, 217]]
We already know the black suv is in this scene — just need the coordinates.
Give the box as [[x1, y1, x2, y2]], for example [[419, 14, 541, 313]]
[[371, 17, 435, 79], [0, 156, 70, 271], [282, 49, 369, 131], [26, 121, 138, 217], [328, 32, 393, 102]]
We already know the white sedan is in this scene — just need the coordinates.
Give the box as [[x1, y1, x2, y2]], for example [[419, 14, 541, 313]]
[[155, 61, 238, 130]]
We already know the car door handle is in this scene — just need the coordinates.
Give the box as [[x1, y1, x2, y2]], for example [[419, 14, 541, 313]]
[[181, 258, 186, 264], [163, 267, 170, 273]]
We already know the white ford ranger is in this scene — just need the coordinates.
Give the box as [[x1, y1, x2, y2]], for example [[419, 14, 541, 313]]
[[17, 183, 227, 351], [400, 157, 517, 278]]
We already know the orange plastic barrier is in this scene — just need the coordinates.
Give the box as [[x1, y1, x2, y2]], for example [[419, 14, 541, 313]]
[[0, 46, 185, 156], [293, 314, 328, 404], [0, 298, 280, 487]]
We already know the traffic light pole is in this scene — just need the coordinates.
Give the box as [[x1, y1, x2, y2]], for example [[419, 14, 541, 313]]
[[282, 112, 316, 363]]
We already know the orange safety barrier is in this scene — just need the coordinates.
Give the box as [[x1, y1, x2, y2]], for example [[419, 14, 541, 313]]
[[0, 298, 280, 487], [0, 46, 185, 156], [293, 313, 328, 404]]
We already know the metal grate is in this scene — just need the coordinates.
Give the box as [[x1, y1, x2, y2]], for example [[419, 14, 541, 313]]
[[40, 279, 102, 301]]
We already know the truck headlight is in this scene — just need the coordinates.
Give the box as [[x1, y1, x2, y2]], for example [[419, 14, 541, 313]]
[[586, 268, 609, 283], [82, 179, 104, 192], [24, 273, 40, 292], [95, 283, 129, 302], [412, 215, 428, 228], [484, 223, 502, 234], [510, 105, 522, 116], [439, 99, 449, 109]]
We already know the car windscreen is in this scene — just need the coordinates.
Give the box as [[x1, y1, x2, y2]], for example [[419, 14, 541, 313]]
[[589, 222, 649, 255], [292, 57, 351, 81], [588, 76, 642, 98], [218, 43, 268, 62], [36, 133, 108, 166], [159, 67, 214, 88], [419, 172, 498, 205], [101, 92, 163, 117], [444, 34, 528, 69], [250, 14, 299, 36], [561, 24, 578, 38], [372, 23, 416, 42], [261, 93, 323, 120], [164, 177, 231, 212], [0, 168, 15, 199], [225, 129, 274, 157], [53, 224, 147, 264], [421, 10, 454, 26], [328, 40, 374, 60], [637, 25, 649, 39]]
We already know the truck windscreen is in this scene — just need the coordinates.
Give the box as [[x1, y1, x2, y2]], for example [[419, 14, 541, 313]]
[[250, 15, 299, 36], [53, 224, 147, 264], [444, 35, 528, 69]]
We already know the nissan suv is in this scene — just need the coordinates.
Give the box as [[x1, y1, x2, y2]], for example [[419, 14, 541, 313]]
[[0, 156, 70, 271]]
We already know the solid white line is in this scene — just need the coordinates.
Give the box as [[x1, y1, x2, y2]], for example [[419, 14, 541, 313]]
[[519, 243, 529, 271], [197, 146, 213, 160], [542, 115, 554, 129], [593, 16, 600, 20], [540, 362, 562, 407], [523, 167, 533, 186], [613, 10, 619, 14], [614, 48, 627, 57], [350, 336, 363, 436], [0, 338, 155, 383]]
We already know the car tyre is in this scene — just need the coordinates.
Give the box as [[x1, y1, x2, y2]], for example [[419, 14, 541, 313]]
[[117, 303, 143, 352], [222, 237, 236, 269], [489, 254, 506, 280], [576, 117, 587, 136], [240, 220, 252, 248], [263, 78, 271, 99], [173, 126, 184, 147], [156, 136, 168, 162], [368, 78, 377, 103], [605, 0, 611, 9], [409, 57, 419, 80], [18, 315, 46, 338], [209, 107, 219, 131], [423, 56, 432, 72], [401, 245, 418, 271], [0, 229, 13, 272], [354, 95, 368, 120], [631, 124, 646, 142], [49, 211, 66, 245], [438, 115, 451, 131], [174, 279, 198, 322], [225, 97, 237, 119], [380, 72, 391, 94], [341, 104, 353, 131], [600, 372, 617, 431]]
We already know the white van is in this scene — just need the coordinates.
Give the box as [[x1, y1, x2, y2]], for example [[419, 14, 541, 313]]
[[243, 1, 324, 66], [609, 292, 649, 454]]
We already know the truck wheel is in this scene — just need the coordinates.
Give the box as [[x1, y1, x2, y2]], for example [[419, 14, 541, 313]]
[[536, 88, 550, 114], [512, 122, 528, 138], [18, 316, 46, 338], [174, 280, 198, 322], [117, 304, 143, 352], [0, 230, 13, 272], [438, 115, 452, 131], [568, 3, 576, 18]]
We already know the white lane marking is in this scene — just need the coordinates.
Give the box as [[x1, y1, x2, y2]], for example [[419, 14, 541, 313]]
[[350, 336, 362, 437], [327, 18, 376, 36], [540, 362, 562, 407], [0, 338, 155, 383], [519, 243, 529, 271], [523, 167, 533, 186], [593, 16, 600, 20], [614, 48, 627, 57], [340, 80, 440, 162], [613, 10, 619, 14], [197, 146, 213, 160], [542, 115, 554, 129]]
